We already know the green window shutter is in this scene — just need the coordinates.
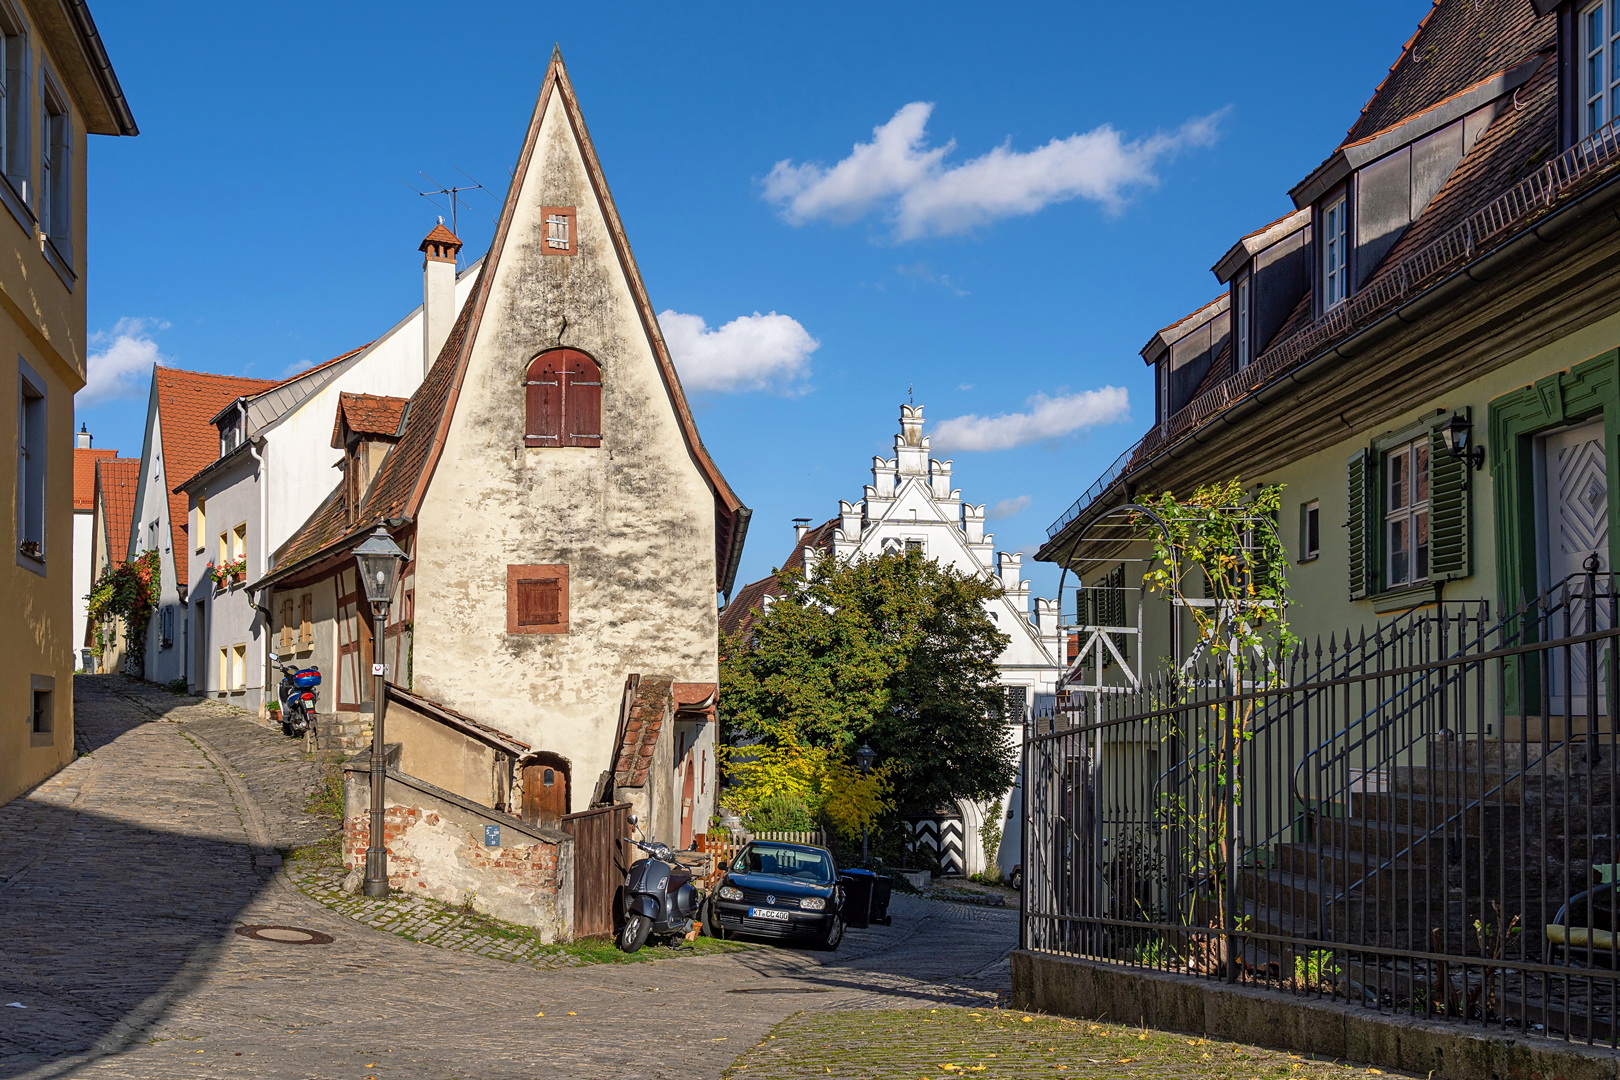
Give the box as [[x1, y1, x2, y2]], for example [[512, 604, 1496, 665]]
[[1348, 449, 1372, 599], [1428, 413, 1471, 581]]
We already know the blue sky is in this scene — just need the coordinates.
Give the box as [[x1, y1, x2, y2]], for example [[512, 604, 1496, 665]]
[[79, 0, 1428, 597]]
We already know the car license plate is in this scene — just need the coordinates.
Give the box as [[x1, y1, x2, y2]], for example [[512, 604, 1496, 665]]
[[748, 907, 791, 921]]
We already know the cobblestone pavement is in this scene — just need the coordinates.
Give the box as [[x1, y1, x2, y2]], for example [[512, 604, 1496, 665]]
[[0, 677, 1016, 1080], [721, 1007, 1414, 1079]]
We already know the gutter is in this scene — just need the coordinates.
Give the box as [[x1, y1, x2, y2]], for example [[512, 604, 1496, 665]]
[[1045, 164, 1620, 556], [63, 0, 136, 135]]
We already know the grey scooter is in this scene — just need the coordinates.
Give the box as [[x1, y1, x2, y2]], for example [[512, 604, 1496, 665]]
[[617, 816, 699, 953]]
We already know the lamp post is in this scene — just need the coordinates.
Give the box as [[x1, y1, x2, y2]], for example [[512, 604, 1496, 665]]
[[854, 742, 876, 863], [354, 527, 408, 898]]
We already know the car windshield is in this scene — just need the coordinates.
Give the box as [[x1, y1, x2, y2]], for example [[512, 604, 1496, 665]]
[[734, 843, 834, 885]]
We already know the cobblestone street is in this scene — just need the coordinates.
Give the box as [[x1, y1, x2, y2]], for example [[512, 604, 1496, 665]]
[[0, 678, 1016, 1080]]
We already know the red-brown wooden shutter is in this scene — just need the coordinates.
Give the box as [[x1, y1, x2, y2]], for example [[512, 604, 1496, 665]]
[[565, 353, 602, 447], [525, 358, 563, 447], [516, 577, 562, 627]]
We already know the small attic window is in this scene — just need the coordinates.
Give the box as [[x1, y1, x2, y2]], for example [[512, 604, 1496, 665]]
[[541, 206, 576, 255], [220, 409, 241, 455], [1580, 0, 1620, 136], [1234, 271, 1252, 369], [1321, 195, 1350, 310]]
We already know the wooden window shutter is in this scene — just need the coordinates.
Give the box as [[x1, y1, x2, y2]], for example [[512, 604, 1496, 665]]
[[564, 354, 602, 447], [1347, 449, 1374, 599], [299, 592, 313, 647], [1428, 414, 1472, 581], [506, 564, 569, 634], [280, 598, 294, 649], [524, 358, 563, 447]]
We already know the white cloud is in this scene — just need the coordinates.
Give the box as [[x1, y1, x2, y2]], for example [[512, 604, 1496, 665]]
[[932, 388, 1130, 452], [658, 309, 819, 394], [987, 495, 1031, 520], [765, 103, 1224, 240], [80, 317, 170, 406]]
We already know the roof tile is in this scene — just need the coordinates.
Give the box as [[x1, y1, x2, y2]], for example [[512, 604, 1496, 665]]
[[94, 458, 141, 567], [73, 448, 118, 510]]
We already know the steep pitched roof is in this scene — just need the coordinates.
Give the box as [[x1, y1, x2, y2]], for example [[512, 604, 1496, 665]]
[[152, 367, 277, 588], [95, 458, 141, 567], [73, 448, 118, 510], [265, 50, 748, 592], [330, 392, 409, 447], [718, 517, 838, 638], [614, 675, 672, 789], [1342, 0, 1548, 146]]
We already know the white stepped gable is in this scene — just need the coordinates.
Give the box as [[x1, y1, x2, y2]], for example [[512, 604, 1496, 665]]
[[826, 404, 1061, 669]]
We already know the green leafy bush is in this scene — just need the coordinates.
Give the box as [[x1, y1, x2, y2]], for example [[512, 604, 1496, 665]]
[[748, 793, 814, 832]]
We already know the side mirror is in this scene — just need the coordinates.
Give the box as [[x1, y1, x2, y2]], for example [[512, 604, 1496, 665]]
[[267, 653, 279, 662], [626, 813, 638, 826]]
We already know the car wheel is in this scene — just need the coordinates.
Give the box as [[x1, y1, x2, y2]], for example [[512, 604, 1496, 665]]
[[702, 897, 728, 940], [618, 913, 651, 953], [815, 915, 844, 951]]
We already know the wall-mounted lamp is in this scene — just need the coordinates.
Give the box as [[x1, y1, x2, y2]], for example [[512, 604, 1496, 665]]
[[1441, 415, 1485, 471]]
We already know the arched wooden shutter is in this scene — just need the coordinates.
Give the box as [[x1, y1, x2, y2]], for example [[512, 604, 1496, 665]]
[[525, 356, 563, 447], [563, 353, 602, 447]]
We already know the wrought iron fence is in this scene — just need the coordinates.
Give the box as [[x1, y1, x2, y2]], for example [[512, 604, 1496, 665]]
[[1024, 570, 1620, 1046], [1047, 117, 1620, 543]]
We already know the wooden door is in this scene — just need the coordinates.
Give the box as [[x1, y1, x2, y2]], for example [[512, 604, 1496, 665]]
[[1537, 418, 1611, 714], [679, 753, 696, 850], [562, 802, 631, 938], [522, 758, 569, 828]]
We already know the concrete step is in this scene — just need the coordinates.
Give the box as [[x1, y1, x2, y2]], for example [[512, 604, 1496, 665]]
[[1350, 790, 1521, 830]]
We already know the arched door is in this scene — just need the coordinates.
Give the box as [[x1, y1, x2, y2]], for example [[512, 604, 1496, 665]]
[[521, 754, 570, 828]]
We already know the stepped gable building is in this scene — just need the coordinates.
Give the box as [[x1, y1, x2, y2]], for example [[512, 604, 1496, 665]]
[[257, 50, 748, 905], [726, 404, 1061, 875]]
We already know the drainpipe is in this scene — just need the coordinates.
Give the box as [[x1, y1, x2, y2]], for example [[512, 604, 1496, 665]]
[[248, 436, 270, 709]]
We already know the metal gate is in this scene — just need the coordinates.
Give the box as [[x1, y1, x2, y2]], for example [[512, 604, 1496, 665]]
[[562, 802, 631, 939]]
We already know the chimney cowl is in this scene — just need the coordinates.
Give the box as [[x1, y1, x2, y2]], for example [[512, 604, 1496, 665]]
[[75, 423, 91, 449], [419, 221, 463, 265]]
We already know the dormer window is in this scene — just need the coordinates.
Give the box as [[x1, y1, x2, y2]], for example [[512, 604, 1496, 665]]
[[1581, 0, 1620, 136], [220, 410, 240, 455], [1234, 271, 1252, 369], [1321, 195, 1350, 310]]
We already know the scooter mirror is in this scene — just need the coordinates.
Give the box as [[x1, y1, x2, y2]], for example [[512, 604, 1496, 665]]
[[626, 813, 638, 826], [268, 653, 279, 662]]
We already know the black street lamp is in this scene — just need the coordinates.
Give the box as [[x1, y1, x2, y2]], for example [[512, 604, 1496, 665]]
[[855, 742, 876, 862], [354, 527, 408, 898]]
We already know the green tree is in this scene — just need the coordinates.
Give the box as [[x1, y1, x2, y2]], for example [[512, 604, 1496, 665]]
[[721, 549, 1015, 816]]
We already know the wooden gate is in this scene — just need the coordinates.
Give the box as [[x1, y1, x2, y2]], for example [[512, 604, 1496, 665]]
[[562, 802, 631, 939]]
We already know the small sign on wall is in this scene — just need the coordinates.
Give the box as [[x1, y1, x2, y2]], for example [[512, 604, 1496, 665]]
[[484, 825, 501, 847], [372, 663, 386, 676]]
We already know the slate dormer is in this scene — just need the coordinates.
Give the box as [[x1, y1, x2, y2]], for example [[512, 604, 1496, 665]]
[[1212, 207, 1312, 370], [1141, 295, 1229, 425]]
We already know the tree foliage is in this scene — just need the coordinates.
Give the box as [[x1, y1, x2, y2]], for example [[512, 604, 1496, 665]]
[[85, 550, 161, 673], [721, 549, 1016, 817]]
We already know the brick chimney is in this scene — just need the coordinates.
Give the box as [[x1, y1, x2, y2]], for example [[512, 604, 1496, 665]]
[[419, 221, 463, 376]]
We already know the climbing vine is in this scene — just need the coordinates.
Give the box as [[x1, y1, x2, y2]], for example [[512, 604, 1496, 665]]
[[85, 550, 160, 674], [1131, 479, 1294, 976]]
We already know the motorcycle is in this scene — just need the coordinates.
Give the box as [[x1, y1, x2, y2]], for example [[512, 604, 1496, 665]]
[[617, 815, 699, 953], [269, 653, 322, 738]]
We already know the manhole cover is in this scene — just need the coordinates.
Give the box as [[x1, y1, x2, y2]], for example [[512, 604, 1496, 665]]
[[234, 924, 333, 945], [726, 986, 833, 994]]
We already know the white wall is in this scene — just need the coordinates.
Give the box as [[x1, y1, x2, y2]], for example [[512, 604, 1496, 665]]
[[71, 509, 93, 666]]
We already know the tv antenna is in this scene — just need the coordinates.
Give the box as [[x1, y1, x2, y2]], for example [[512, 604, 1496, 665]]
[[398, 167, 489, 239]]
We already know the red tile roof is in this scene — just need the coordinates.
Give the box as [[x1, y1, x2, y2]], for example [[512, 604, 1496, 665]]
[[330, 392, 409, 447], [267, 54, 748, 593], [152, 367, 278, 589], [94, 458, 141, 569], [73, 448, 118, 510], [615, 676, 672, 789], [718, 517, 838, 639], [420, 222, 462, 249]]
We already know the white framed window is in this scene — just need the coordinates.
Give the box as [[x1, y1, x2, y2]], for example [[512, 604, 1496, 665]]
[[0, 5, 29, 204], [1581, 0, 1620, 137], [38, 68, 68, 257], [1321, 195, 1349, 310], [231, 522, 246, 562], [1384, 439, 1430, 587], [230, 643, 246, 691], [193, 496, 206, 552], [1234, 271, 1252, 369], [16, 359, 44, 561], [1300, 500, 1321, 561]]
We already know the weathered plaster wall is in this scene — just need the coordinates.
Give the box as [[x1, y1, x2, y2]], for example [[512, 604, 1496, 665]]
[[391, 702, 501, 807], [188, 453, 260, 703], [342, 762, 573, 938], [411, 90, 719, 815]]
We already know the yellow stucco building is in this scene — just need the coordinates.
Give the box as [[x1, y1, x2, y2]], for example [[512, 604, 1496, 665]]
[[1, 0, 135, 806]]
